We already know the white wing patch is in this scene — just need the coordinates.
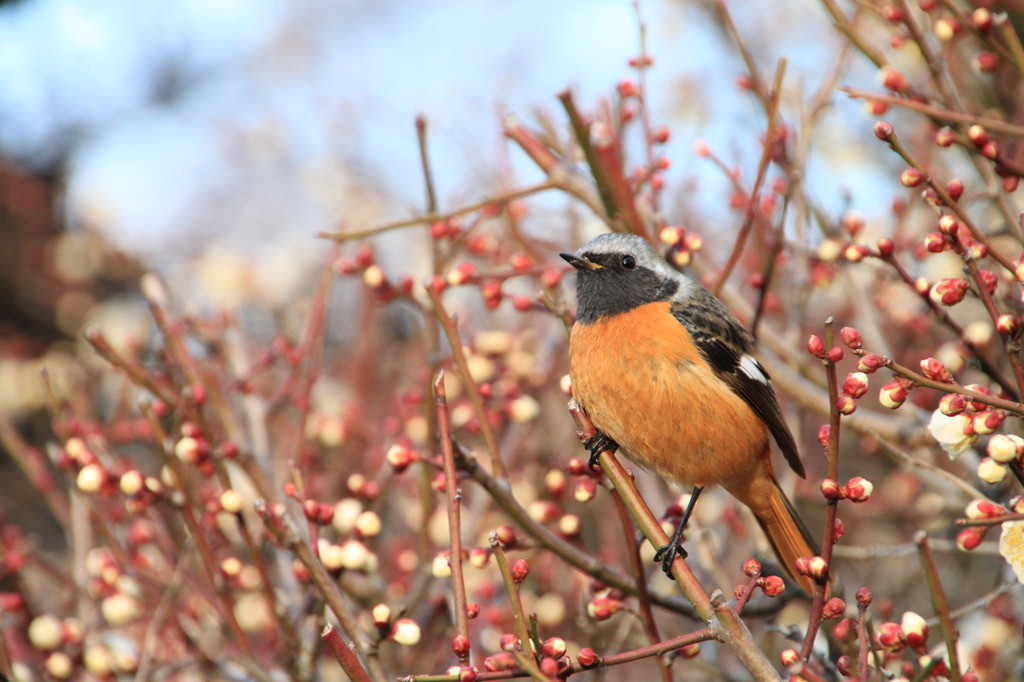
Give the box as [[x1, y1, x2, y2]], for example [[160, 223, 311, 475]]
[[739, 354, 770, 384]]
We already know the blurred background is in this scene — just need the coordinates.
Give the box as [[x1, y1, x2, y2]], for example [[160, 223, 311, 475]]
[[0, 0, 892, 390]]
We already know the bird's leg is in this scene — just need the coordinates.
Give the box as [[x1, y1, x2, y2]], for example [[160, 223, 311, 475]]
[[653, 486, 704, 579], [582, 432, 619, 470]]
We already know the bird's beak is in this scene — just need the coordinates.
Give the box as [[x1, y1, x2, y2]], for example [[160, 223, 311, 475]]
[[559, 253, 603, 270]]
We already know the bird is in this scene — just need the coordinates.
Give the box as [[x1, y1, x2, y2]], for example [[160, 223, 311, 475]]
[[560, 232, 822, 596]]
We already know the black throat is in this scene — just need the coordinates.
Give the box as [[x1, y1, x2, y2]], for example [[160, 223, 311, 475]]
[[574, 266, 679, 324]]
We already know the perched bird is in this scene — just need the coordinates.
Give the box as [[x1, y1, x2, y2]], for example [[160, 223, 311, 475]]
[[561, 232, 821, 595]]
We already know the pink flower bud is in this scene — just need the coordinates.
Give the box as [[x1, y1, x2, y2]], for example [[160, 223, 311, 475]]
[[878, 621, 906, 651], [742, 559, 761, 577], [973, 7, 994, 32], [929, 277, 969, 306], [541, 637, 567, 659], [780, 649, 801, 667], [934, 16, 961, 41], [855, 587, 872, 609], [901, 611, 929, 648], [965, 498, 1006, 520], [511, 559, 529, 583], [499, 633, 520, 652], [858, 354, 886, 373], [844, 244, 870, 262], [976, 51, 999, 73], [839, 327, 862, 350], [879, 66, 908, 92], [968, 124, 988, 147], [938, 393, 966, 416], [822, 597, 846, 619], [845, 476, 874, 503], [877, 237, 895, 257], [924, 232, 949, 253], [920, 357, 952, 382], [817, 424, 831, 447], [957, 526, 986, 551], [843, 372, 869, 399], [494, 526, 516, 547], [982, 140, 1000, 159], [874, 121, 894, 141], [820, 478, 843, 500], [879, 381, 908, 409], [833, 618, 856, 642], [577, 648, 601, 668], [836, 395, 856, 415], [935, 127, 955, 147], [760, 575, 785, 596], [587, 596, 622, 620], [651, 125, 671, 144], [946, 178, 965, 201], [451, 635, 470, 656], [900, 168, 925, 187], [997, 314, 1019, 336], [972, 410, 1003, 435], [807, 335, 825, 357], [483, 653, 515, 672]]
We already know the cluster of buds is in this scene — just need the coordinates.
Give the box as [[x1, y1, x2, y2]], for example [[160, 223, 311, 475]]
[[978, 434, 1024, 483], [930, 385, 1006, 457], [837, 371, 869, 415], [733, 559, 785, 599], [876, 611, 930, 653], [806, 334, 844, 363], [957, 497, 1015, 550], [820, 476, 874, 503], [658, 225, 703, 267]]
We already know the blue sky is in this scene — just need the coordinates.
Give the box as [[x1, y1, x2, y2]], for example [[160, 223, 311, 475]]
[[0, 0, 891, 290]]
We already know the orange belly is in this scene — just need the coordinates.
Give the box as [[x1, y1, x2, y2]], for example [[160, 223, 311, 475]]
[[569, 301, 769, 489]]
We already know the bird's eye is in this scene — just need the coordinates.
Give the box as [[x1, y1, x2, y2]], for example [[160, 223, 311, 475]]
[[621, 255, 637, 270]]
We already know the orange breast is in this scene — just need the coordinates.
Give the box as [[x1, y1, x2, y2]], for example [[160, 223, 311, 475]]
[[569, 301, 769, 489]]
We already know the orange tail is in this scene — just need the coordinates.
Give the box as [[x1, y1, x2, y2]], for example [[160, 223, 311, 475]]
[[729, 471, 825, 598]]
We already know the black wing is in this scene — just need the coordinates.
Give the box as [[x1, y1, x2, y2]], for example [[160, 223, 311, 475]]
[[670, 298, 805, 479]]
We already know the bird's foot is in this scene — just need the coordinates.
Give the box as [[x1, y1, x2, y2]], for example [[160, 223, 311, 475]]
[[653, 535, 688, 579], [582, 432, 618, 470]]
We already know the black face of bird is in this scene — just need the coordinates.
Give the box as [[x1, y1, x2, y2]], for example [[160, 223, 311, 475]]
[[560, 239, 680, 324]]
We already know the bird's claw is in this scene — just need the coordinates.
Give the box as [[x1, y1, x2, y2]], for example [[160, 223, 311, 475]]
[[653, 538, 688, 579], [582, 432, 618, 470]]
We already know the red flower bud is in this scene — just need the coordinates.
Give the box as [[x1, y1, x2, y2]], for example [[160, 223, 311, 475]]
[[878, 621, 906, 651], [855, 587, 872, 609], [876, 237, 895, 257], [742, 559, 761, 577], [946, 178, 964, 201], [874, 121, 894, 140], [843, 372, 869, 398], [760, 575, 785, 597], [822, 597, 846, 619], [976, 51, 1000, 73], [879, 381, 908, 409], [820, 478, 843, 500], [938, 393, 966, 416], [920, 357, 953, 382], [957, 526, 986, 551], [839, 327, 863, 350], [807, 335, 825, 357], [511, 559, 529, 583], [900, 168, 925, 187], [845, 476, 874, 503], [835, 395, 857, 415], [828, 346, 844, 363], [929, 277, 969, 306], [858, 354, 886, 373], [997, 314, 1019, 336], [833, 618, 856, 642], [451, 635, 470, 657], [935, 127, 955, 147], [577, 648, 601, 668], [968, 124, 988, 147]]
